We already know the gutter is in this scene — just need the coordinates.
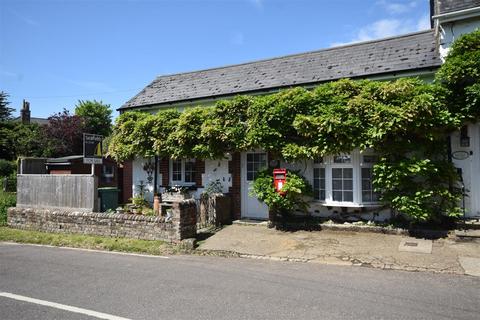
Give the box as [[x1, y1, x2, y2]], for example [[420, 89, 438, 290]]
[[432, 6, 480, 23]]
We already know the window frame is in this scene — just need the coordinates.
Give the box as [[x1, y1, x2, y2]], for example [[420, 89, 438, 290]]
[[312, 150, 380, 207], [169, 158, 196, 186]]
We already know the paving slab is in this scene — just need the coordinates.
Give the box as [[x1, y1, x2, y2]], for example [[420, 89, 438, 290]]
[[398, 238, 432, 254], [199, 224, 480, 275], [459, 256, 480, 277]]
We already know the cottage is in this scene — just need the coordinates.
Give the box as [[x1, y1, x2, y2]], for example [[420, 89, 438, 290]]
[[118, 0, 480, 221]]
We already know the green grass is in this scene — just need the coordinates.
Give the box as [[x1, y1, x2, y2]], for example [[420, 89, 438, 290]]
[[0, 227, 190, 255], [0, 190, 16, 226]]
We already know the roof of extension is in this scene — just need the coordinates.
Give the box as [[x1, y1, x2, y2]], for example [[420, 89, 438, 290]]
[[435, 0, 480, 14], [120, 30, 441, 110]]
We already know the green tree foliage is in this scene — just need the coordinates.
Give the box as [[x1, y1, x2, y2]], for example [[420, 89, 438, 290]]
[[0, 159, 16, 177], [0, 91, 15, 122], [436, 29, 480, 120], [0, 122, 44, 160], [74, 100, 113, 137]]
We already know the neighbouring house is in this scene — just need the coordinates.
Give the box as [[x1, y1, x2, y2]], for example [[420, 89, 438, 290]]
[[118, 0, 480, 221], [13, 100, 49, 126]]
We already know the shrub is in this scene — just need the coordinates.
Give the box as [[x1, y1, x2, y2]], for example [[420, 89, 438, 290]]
[[0, 190, 15, 226], [251, 168, 312, 219], [0, 159, 16, 177]]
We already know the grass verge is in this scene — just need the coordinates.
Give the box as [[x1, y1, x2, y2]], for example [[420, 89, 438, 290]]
[[0, 227, 191, 255]]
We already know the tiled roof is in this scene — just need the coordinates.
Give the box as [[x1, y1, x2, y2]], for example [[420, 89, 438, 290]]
[[435, 0, 480, 14], [120, 30, 441, 110]]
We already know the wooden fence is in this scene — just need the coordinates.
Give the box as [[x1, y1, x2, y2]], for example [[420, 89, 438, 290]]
[[16, 174, 98, 212]]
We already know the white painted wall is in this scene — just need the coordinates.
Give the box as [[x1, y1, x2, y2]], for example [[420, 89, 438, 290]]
[[132, 157, 161, 204], [201, 159, 232, 193], [451, 123, 480, 217], [439, 18, 480, 60]]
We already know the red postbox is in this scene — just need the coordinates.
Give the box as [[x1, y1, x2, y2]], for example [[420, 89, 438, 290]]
[[273, 168, 287, 196]]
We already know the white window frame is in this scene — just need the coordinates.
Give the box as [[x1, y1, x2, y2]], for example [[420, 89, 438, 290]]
[[312, 150, 380, 207], [169, 158, 196, 186]]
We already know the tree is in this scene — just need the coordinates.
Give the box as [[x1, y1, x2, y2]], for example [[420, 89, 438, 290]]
[[74, 100, 113, 137], [0, 91, 15, 122], [43, 109, 85, 157]]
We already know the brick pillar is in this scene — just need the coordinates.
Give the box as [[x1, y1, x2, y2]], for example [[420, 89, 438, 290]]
[[228, 152, 241, 220], [122, 160, 133, 204], [160, 158, 169, 186], [195, 160, 205, 187]]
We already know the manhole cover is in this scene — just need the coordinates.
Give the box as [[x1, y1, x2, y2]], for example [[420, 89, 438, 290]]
[[404, 242, 418, 247]]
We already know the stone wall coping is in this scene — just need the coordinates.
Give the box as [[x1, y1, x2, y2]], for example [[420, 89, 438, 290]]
[[12, 207, 168, 223]]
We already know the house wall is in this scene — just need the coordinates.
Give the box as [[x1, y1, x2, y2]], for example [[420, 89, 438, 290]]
[[438, 17, 480, 59], [437, 9, 480, 218]]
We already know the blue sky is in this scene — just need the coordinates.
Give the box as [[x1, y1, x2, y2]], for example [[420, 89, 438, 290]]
[[1, 0, 431, 119]]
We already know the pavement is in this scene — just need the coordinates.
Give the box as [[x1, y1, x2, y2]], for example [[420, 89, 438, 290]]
[[1, 242, 479, 320], [199, 224, 480, 276]]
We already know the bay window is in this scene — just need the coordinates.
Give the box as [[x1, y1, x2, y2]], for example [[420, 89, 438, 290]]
[[312, 151, 379, 206]]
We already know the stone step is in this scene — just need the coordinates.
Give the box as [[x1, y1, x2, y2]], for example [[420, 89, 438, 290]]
[[455, 229, 480, 238]]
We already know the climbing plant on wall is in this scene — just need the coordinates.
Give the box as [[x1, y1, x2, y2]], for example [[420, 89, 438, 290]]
[[108, 30, 480, 223]]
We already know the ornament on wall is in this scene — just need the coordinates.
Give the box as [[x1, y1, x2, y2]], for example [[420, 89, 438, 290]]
[[143, 160, 155, 184]]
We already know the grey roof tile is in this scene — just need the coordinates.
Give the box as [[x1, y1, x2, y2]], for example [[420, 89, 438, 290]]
[[435, 0, 480, 15], [120, 30, 441, 110]]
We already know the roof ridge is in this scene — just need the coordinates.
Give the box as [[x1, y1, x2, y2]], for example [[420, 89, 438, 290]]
[[151, 29, 434, 81]]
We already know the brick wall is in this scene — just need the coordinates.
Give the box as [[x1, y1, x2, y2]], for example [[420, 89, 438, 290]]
[[228, 152, 241, 220], [8, 199, 197, 242], [122, 160, 133, 204], [160, 158, 169, 186], [195, 160, 205, 187]]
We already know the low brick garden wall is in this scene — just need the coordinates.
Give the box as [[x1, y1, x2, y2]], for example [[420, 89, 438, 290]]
[[7, 199, 197, 242]]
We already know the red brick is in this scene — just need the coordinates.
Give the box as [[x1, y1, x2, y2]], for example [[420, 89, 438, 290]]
[[228, 152, 241, 220]]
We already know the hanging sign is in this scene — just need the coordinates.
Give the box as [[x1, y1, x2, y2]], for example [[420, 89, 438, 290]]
[[83, 133, 103, 164]]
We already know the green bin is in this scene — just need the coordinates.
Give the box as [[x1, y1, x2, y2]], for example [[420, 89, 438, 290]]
[[98, 187, 119, 212]]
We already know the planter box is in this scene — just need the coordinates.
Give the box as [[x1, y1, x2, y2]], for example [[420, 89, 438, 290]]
[[162, 192, 192, 202]]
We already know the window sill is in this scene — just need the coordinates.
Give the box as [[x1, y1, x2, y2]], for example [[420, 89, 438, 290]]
[[314, 201, 382, 208]]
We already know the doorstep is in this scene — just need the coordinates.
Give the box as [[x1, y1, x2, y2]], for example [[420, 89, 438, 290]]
[[232, 219, 269, 226]]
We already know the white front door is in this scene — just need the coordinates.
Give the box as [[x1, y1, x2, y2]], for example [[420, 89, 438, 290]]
[[241, 151, 269, 220]]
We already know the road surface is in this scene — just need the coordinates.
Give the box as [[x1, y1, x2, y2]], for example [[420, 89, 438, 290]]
[[0, 242, 478, 320]]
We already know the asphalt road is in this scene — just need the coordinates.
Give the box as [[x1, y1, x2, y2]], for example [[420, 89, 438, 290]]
[[0, 243, 479, 320]]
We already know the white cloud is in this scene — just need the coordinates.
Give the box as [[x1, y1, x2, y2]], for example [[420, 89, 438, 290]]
[[377, 0, 419, 15], [230, 32, 245, 46], [248, 0, 263, 10], [331, 16, 430, 47], [67, 80, 115, 92], [417, 14, 431, 30], [9, 9, 39, 26]]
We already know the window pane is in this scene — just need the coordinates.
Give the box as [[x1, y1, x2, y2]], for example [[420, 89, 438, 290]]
[[184, 160, 196, 183], [172, 159, 182, 181], [363, 155, 378, 163], [343, 168, 353, 178], [362, 192, 372, 202], [343, 191, 353, 202], [343, 179, 353, 190], [334, 155, 351, 163], [361, 167, 371, 178], [333, 191, 343, 201], [313, 157, 323, 164], [332, 168, 342, 178], [332, 179, 342, 190], [313, 168, 325, 201]]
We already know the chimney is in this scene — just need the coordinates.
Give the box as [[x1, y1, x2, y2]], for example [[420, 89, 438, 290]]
[[21, 100, 31, 124]]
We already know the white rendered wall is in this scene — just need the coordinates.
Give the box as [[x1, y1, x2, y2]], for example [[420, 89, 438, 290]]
[[201, 159, 232, 193], [439, 18, 480, 60], [451, 123, 480, 218]]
